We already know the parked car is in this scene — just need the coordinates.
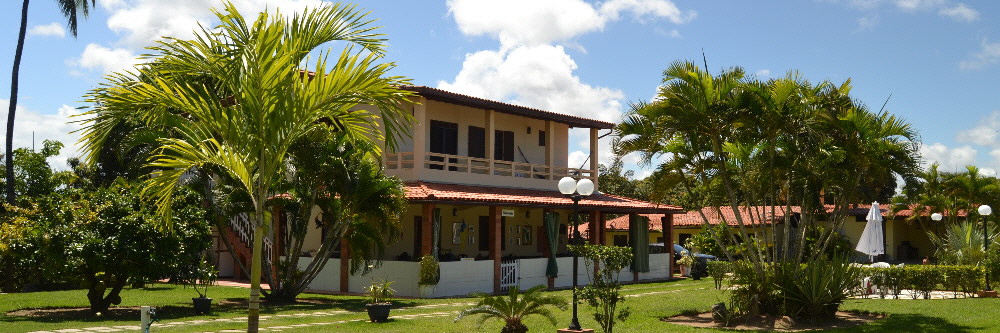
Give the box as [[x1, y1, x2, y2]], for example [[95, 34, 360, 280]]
[[649, 243, 717, 279]]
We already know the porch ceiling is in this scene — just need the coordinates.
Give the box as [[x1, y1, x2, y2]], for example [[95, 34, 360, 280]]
[[403, 181, 681, 214]]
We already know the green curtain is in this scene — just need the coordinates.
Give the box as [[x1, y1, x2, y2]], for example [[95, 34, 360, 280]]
[[432, 208, 441, 259], [630, 214, 650, 272], [545, 212, 560, 278]]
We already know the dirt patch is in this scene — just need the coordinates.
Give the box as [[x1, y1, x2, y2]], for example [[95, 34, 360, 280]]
[[663, 311, 884, 331]]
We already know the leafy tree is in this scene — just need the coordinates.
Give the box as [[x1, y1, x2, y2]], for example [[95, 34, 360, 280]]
[[267, 133, 406, 301], [454, 285, 567, 333], [0, 182, 211, 313], [570, 244, 632, 333], [597, 155, 652, 201], [79, 3, 412, 330], [6, 0, 96, 205]]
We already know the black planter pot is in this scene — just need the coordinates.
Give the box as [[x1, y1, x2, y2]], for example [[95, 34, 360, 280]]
[[192, 297, 213, 314], [366, 303, 392, 322]]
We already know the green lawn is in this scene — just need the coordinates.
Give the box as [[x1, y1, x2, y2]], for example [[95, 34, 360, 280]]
[[2, 279, 1000, 332]]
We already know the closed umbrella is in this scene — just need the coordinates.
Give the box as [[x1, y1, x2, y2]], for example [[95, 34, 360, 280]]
[[856, 201, 885, 262]]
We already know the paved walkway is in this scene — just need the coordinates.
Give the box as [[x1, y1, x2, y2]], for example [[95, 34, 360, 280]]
[[25, 302, 473, 333], [853, 289, 974, 300]]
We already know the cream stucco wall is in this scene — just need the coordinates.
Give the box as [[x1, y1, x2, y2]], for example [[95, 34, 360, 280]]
[[383, 204, 577, 261]]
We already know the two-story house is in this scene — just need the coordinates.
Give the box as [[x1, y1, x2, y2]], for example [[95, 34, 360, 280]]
[[219, 86, 682, 297]]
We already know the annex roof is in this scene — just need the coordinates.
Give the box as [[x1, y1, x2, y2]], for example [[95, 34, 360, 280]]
[[403, 181, 681, 214], [399, 85, 614, 129]]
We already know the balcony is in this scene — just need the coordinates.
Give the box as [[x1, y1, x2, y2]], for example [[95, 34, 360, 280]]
[[384, 152, 594, 190]]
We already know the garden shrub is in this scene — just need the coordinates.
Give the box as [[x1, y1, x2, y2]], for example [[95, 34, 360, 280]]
[[707, 261, 730, 289], [726, 256, 861, 322], [904, 266, 943, 299]]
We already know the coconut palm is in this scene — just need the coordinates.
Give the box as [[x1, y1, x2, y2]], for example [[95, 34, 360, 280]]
[[78, 3, 412, 331], [455, 285, 568, 333], [6, 0, 96, 205]]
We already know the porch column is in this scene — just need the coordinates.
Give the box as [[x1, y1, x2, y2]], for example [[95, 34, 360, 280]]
[[663, 214, 674, 277], [589, 128, 599, 190], [545, 120, 555, 179], [421, 203, 435, 256], [589, 211, 602, 245], [412, 96, 428, 172], [486, 110, 496, 175], [340, 240, 350, 292], [631, 213, 639, 284], [490, 206, 502, 293], [272, 206, 281, 283]]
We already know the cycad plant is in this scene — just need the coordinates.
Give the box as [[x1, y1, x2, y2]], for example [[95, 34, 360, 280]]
[[928, 221, 998, 265], [455, 285, 567, 333]]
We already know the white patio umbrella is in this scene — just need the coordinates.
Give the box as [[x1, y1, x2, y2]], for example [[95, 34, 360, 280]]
[[856, 201, 885, 262]]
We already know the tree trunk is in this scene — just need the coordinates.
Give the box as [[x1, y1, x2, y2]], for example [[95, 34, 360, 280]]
[[6, 0, 30, 206]]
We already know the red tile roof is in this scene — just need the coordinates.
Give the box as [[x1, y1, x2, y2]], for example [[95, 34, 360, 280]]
[[399, 86, 614, 129], [596, 203, 963, 233], [403, 181, 681, 213]]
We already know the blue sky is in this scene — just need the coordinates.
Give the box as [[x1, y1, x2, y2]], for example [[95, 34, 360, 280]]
[[2, 0, 999, 179]]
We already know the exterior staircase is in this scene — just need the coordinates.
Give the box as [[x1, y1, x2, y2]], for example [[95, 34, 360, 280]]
[[221, 213, 273, 280]]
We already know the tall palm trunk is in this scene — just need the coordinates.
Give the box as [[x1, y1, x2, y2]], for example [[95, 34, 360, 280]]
[[6, 0, 30, 206]]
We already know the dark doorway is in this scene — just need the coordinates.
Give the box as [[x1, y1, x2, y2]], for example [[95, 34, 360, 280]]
[[479, 216, 489, 252], [478, 215, 507, 252]]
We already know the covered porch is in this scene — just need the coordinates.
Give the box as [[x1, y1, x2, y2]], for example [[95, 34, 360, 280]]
[[298, 181, 681, 297]]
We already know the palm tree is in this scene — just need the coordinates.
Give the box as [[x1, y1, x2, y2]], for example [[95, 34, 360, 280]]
[[78, 3, 412, 331], [6, 0, 95, 205], [455, 285, 568, 333]]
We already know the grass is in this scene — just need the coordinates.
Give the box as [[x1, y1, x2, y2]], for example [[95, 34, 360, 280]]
[[2, 279, 1000, 332]]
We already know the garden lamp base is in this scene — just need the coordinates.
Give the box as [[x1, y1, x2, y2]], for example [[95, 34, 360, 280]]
[[557, 329, 595, 333]]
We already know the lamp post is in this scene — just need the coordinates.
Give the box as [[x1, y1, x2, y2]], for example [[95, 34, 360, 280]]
[[559, 176, 594, 331], [980, 204, 993, 291]]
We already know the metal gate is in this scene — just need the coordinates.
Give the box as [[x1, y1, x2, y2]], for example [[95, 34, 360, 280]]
[[500, 259, 519, 291]]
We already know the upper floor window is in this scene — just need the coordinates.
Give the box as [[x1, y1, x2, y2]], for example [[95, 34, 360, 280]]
[[430, 120, 458, 170], [495, 130, 514, 162], [538, 130, 546, 147], [468, 126, 485, 158]]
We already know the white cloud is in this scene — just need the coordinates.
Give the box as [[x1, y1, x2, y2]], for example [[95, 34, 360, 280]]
[[28, 22, 65, 38], [919, 143, 976, 170], [0, 101, 85, 170], [442, 0, 691, 122], [957, 126, 998, 146], [960, 38, 1000, 70], [70, 43, 141, 75], [103, 0, 322, 48], [446, 0, 692, 48], [72, 0, 324, 75], [893, 0, 945, 11], [755, 69, 771, 78], [938, 3, 979, 22], [857, 15, 879, 30]]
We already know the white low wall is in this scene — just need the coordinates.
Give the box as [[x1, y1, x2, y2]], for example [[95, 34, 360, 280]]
[[427, 260, 494, 297], [297, 257, 341, 292], [299, 253, 673, 297]]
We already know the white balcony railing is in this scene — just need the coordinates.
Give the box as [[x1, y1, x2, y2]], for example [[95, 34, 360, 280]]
[[384, 152, 594, 181]]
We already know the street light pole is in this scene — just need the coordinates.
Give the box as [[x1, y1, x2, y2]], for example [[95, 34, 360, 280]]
[[569, 193, 582, 330], [980, 205, 993, 291], [559, 176, 594, 332]]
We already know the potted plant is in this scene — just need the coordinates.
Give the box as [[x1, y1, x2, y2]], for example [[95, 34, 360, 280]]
[[676, 251, 694, 277], [418, 254, 440, 298], [365, 279, 395, 322], [187, 257, 218, 314]]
